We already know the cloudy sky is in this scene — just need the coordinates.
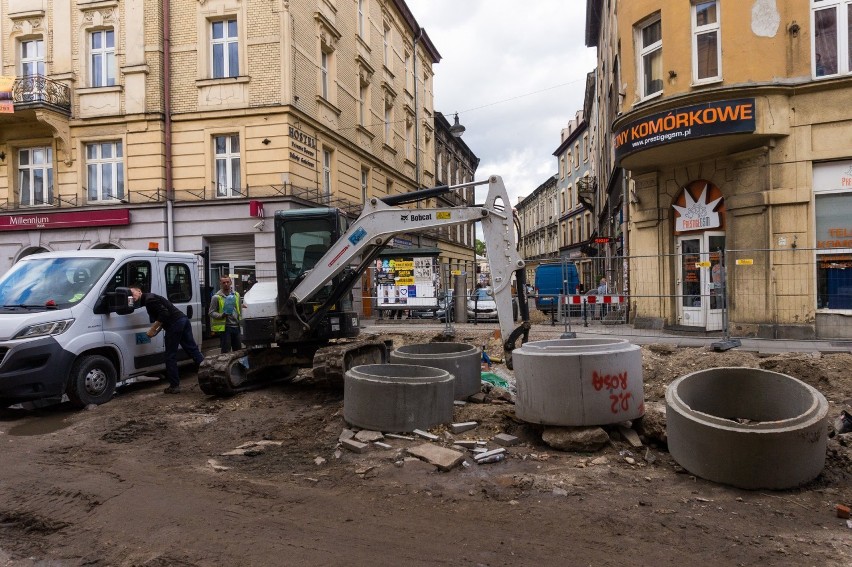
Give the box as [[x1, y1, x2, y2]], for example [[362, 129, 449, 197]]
[[406, 0, 597, 206]]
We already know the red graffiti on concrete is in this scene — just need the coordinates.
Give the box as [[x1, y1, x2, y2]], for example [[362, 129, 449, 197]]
[[592, 371, 632, 413], [592, 371, 628, 391]]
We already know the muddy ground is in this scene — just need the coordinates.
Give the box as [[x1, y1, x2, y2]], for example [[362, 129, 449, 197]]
[[1, 329, 851, 566]]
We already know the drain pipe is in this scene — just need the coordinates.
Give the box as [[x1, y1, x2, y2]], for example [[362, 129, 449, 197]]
[[413, 27, 423, 189], [164, 0, 175, 251]]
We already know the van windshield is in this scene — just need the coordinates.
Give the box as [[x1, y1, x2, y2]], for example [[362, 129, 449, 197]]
[[0, 257, 114, 310]]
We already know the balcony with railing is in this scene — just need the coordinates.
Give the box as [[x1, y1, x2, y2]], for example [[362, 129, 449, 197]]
[[11, 75, 71, 115]]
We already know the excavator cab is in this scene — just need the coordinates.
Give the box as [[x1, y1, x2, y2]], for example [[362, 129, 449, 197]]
[[273, 208, 358, 342]]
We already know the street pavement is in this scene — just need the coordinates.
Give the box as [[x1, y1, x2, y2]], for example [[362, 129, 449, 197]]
[[363, 317, 852, 355]]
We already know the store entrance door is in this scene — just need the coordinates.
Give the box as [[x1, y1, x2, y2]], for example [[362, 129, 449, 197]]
[[677, 232, 725, 330]]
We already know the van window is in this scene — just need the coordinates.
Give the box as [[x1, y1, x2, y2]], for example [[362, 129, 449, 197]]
[[106, 261, 152, 293], [165, 263, 193, 303], [0, 257, 114, 309]]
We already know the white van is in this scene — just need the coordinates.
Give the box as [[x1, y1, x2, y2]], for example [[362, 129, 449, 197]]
[[0, 248, 202, 408]]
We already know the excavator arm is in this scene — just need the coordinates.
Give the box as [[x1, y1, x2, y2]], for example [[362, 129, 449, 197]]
[[290, 175, 529, 366]]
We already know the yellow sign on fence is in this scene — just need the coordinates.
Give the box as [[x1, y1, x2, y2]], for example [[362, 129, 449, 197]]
[[696, 261, 711, 268], [736, 259, 754, 266]]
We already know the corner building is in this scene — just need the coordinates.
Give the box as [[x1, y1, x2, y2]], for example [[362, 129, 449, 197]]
[[0, 0, 465, 316], [587, 0, 852, 338]]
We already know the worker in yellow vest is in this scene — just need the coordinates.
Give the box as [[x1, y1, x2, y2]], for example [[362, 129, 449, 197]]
[[209, 276, 245, 353]]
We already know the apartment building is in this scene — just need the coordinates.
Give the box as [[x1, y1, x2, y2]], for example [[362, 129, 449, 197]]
[[553, 107, 596, 290], [587, 0, 852, 337], [516, 174, 558, 283], [0, 0, 469, 311]]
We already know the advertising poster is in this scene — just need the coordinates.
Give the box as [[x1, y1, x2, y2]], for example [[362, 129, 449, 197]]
[[376, 256, 439, 308]]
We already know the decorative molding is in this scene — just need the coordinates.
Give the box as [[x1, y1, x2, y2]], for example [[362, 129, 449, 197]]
[[34, 110, 72, 166]]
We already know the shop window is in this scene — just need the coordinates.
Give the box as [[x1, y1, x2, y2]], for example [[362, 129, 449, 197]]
[[692, 1, 721, 82], [815, 191, 852, 309], [86, 141, 124, 202], [637, 15, 662, 98], [812, 0, 851, 77], [211, 19, 239, 79], [18, 147, 53, 207], [214, 134, 241, 198]]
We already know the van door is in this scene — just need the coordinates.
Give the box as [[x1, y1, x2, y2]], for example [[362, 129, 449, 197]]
[[101, 260, 166, 374], [161, 260, 202, 351]]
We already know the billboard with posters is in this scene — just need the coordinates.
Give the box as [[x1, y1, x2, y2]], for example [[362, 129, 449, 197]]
[[375, 255, 439, 309], [0, 76, 15, 113]]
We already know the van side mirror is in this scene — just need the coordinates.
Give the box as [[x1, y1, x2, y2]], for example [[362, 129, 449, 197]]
[[109, 287, 135, 315]]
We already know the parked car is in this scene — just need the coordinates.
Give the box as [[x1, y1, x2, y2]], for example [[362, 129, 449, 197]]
[[468, 287, 499, 321]]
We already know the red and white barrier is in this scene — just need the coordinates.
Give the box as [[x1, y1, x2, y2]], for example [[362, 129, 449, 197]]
[[562, 294, 627, 305]]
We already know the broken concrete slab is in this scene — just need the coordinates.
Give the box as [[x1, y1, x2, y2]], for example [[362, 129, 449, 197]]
[[207, 459, 230, 472], [450, 421, 478, 434], [493, 433, 519, 447], [454, 440, 480, 449], [474, 447, 506, 461], [339, 429, 356, 442], [413, 429, 439, 441], [542, 426, 609, 452], [618, 426, 643, 448], [340, 439, 369, 453], [385, 433, 415, 441], [354, 430, 384, 443], [407, 443, 465, 471], [468, 392, 487, 404]]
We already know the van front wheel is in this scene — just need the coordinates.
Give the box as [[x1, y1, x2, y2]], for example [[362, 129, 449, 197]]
[[67, 355, 117, 407]]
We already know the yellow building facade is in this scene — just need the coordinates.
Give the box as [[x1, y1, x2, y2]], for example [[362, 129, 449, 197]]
[[0, 0, 471, 314], [588, 0, 852, 338]]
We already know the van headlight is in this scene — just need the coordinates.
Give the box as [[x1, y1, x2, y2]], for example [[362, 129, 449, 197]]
[[14, 319, 75, 339]]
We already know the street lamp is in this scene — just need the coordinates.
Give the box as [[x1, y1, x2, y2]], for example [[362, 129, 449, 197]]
[[449, 113, 466, 137]]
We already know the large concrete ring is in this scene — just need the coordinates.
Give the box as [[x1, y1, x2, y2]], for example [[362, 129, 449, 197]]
[[513, 338, 644, 426], [666, 367, 828, 490], [389, 342, 481, 399], [344, 364, 455, 432]]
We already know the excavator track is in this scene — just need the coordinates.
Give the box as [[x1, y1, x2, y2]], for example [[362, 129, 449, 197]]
[[197, 348, 302, 397], [311, 338, 391, 386], [197, 337, 391, 396]]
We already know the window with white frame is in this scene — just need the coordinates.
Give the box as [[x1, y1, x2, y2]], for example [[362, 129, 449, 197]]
[[90, 29, 115, 87], [214, 134, 241, 198], [86, 141, 124, 202], [20, 39, 45, 101], [574, 142, 580, 168], [405, 118, 413, 161], [322, 149, 332, 197], [18, 147, 53, 207], [384, 103, 392, 143], [404, 51, 413, 92], [812, 0, 852, 77], [357, 0, 366, 38], [320, 50, 330, 99], [693, 1, 721, 82], [359, 83, 368, 126], [638, 16, 663, 97], [361, 167, 370, 202], [21, 39, 44, 77], [383, 24, 391, 68], [211, 19, 239, 79]]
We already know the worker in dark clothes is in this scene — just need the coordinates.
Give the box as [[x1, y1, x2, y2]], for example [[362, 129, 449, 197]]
[[129, 283, 204, 394]]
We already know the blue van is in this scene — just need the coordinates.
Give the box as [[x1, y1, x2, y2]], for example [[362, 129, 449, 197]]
[[534, 262, 579, 313]]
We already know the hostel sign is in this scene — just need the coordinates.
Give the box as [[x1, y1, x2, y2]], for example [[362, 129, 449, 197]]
[[614, 98, 756, 162]]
